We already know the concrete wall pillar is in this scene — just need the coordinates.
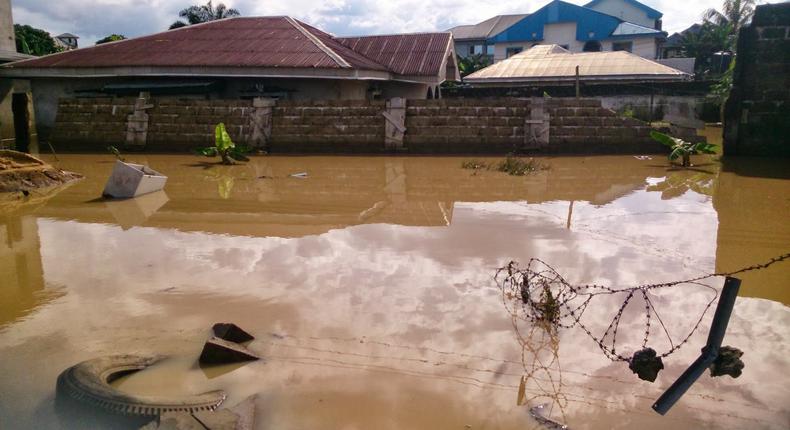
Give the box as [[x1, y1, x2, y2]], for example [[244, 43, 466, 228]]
[[125, 92, 153, 149], [384, 97, 406, 151]]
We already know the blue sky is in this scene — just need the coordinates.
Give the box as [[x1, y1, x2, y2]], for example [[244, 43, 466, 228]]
[[10, 0, 778, 46]]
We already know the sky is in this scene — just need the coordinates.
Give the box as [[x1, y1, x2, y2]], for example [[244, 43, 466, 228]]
[[9, 0, 781, 46]]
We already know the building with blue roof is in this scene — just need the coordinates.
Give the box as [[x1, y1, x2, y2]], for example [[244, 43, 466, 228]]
[[449, 0, 666, 62]]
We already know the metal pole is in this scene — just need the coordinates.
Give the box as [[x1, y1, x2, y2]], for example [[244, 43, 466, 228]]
[[652, 277, 741, 415]]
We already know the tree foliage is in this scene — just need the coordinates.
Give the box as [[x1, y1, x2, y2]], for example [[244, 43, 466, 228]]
[[14, 24, 61, 56], [169, 1, 241, 29], [96, 34, 127, 45], [703, 0, 755, 36], [458, 54, 491, 78]]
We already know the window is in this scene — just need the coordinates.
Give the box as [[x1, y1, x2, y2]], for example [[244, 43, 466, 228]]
[[486, 45, 495, 55], [473, 45, 484, 55], [613, 41, 633, 53], [583, 40, 602, 52], [468, 45, 475, 55], [506, 47, 523, 58]]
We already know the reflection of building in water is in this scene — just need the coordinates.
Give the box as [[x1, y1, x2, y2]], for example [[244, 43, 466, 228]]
[[34, 156, 661, 239], [0, 216, 59, 327]]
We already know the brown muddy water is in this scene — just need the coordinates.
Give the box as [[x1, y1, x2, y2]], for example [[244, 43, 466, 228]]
[[0, 151, 788, 430]]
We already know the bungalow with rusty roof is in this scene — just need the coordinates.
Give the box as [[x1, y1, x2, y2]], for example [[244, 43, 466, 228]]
[[0, 16, 459, 140]]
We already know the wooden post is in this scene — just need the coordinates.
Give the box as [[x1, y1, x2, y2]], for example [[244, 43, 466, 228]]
[[575, 66, 580, 99], [250, 97, 275, 151], [125, 92, 153, 149], [383, 97, 407, 151]]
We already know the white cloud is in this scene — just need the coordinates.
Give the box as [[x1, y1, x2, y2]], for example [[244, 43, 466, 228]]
[[10, 0, 783, 46]]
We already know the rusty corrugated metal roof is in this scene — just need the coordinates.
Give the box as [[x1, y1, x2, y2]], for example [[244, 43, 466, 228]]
[[5, 17, 452, 79], [338, 32, 452, 76], [465, 44, 691, 83]]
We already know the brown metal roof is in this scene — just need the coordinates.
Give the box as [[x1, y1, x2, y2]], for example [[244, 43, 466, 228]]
[[339, 33, 453, 76], [4, 16, 453, 77]]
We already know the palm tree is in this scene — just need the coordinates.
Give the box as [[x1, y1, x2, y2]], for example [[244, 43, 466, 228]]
[[170, 1, 241, 29], [703, 0, 755, 36]]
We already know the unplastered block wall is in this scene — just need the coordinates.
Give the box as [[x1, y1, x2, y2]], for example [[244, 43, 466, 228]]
[[270, 99, 385, 153], [51, 98, 135, 147], [146, 99, 253, 149], [724, 3, 790, 156], [405, 99, 529, 153]]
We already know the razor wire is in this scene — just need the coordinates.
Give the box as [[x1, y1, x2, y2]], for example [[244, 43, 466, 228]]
[[495, 253, 790, 365]]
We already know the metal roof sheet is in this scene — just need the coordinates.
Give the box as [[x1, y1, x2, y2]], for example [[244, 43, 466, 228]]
[[611, 21, 664, 36], [448, 14, 528, 41], [4, 17, 454, 79], [465, 44, 690, 83], [339, 33, 453, 76]]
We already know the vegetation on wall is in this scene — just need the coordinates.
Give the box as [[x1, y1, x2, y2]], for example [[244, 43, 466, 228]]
[[14, 24, 62, 56], [169, 1, 241, 29]]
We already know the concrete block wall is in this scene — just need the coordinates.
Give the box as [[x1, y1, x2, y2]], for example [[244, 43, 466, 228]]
[[271, 99, 385, 153], [724, 3, 790, 156], [50, 96, 671, 154], [147, 99, 253, 150], [405, 99, 529, 153], [545, 98, 664, 153], [51, 98, 134, 148]]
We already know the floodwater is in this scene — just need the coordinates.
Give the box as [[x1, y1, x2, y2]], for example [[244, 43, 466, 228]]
[[0, 149, 788, 429]]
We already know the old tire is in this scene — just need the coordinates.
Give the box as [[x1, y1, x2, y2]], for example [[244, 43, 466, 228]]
[[56, 354, 226, 416]]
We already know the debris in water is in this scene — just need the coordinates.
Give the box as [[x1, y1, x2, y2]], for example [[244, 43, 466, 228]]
[[212, 323, 255, 343], [517, 375, 527, 406], [529, 403, 569, 430], [199, 337, 260, 364], [710, 346, 744, 378], [290, 172, 308, 178], [633, 155, 652, 160], [629, 347, 664, 382]]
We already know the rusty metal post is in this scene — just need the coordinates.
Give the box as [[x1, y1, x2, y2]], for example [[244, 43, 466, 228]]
[[652, 277, 741, 415]]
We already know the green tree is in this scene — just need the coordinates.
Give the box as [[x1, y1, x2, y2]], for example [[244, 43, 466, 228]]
[[458, 54, 491, 78], [95, 34, 127, 45], [169, 1, 241, 29], [14, 24, 61, 56], [680, 22, 731, 77], [703, 0, 756, 39]]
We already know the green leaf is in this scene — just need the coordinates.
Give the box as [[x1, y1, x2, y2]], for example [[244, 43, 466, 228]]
[[229, 151, 249, 162], [214, 123, 235, 152], [669, 147, 684, 161], [650, 131, 675, 148], [195, 147, 218, 157]]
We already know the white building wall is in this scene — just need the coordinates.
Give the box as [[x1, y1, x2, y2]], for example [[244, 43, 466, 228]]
[[493, 23, 584, 61], [586, 0, 657, 29], [602, 37, 657, 58]]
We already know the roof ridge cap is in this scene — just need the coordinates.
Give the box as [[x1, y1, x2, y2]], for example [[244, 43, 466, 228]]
[[285, 17, 352, 68]]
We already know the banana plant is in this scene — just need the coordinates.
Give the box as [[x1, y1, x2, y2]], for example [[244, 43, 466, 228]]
[[196, 123, 250, 165], [650, 131, 718, 167]]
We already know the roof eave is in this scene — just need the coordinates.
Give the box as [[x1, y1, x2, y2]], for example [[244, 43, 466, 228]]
[[0, 66, 395, 81]]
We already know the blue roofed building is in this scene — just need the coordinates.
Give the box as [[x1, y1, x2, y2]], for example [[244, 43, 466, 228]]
[[449, 0, 667, 63]]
